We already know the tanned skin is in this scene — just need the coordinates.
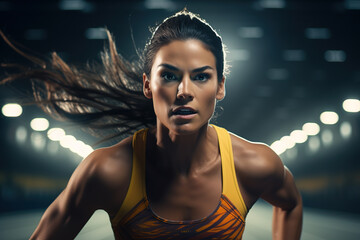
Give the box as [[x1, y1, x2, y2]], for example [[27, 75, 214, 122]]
[[30, 129, 302, 239], [30, 40, 302, 239]]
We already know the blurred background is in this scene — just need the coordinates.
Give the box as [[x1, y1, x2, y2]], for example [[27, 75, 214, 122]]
[[0, 0, 359, 239]]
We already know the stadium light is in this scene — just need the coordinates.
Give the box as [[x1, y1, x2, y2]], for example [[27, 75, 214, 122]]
[[320, 111, 339, 125], [343, 99, 360, 113], [60, 135, 77, 149], [302, 122, 320, 136], [30, 118, 50, 131], [47, 128, 66, 141], [270, 140, 286, 155], [280, 136, 296, 149], [290, 130, 308, 143], [2, 103, 23, 117]]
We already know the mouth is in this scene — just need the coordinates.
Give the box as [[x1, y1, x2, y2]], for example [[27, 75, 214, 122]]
[[172, 107, 197, 116]]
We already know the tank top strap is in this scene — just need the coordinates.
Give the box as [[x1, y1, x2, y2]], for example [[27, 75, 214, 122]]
[[111, 128, 148, 226], [211, 125, 248, 217]]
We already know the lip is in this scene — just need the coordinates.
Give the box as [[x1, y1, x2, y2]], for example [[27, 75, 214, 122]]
[[171, 106, 198, 120], [172, 113, 197, 120], [172, 106, 197, 114]]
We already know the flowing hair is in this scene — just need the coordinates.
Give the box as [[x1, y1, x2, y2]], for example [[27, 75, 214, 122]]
[[0, 10, 227, 145], [0, 30, 155, 144]]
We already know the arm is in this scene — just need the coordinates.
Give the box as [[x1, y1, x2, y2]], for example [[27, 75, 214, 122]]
[[30, 189, 92, 240], [30, 141, 132, 239], [267, 167, 303, 240], [30, 151, 101, 239], [231, 135, 302, 239], [259, 155, 302, 240]]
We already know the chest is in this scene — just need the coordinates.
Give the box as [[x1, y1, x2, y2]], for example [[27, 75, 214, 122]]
[[146, 158, 222, 221]]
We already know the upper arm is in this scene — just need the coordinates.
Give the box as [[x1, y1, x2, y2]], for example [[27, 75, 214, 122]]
[[261, 166, 302, 211], [30, 138, 132, 239], [254, 145, 301, 210], [231, 135, 301, 211]]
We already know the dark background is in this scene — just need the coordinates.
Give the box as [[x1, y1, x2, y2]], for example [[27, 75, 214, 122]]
[[0, 0, 359, 216]]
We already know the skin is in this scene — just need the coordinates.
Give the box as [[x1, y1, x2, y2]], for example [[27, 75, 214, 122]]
[[30, 39, 302, 239]]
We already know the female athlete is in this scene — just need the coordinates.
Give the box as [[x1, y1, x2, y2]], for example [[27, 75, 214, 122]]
[[2, 9, 302, 240]]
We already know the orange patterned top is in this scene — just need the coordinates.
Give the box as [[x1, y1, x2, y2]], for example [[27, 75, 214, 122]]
[[111, 125, 247, 239]]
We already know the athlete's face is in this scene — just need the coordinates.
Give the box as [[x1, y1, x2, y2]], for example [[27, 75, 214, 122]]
[[143, 39, 225, 134]]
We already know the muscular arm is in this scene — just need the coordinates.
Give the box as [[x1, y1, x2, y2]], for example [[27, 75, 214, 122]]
[[264, 167, 303, 240], [30, 139, 132, 240], [231, 135, 302, 240], [259, 153, 303, 240], [30, 188, 93, 239]]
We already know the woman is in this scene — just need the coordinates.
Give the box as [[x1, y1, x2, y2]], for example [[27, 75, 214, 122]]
[[2, 10, 302, 239]]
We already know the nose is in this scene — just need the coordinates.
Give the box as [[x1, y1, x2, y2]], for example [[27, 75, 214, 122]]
[[177, 74, 194, 101]]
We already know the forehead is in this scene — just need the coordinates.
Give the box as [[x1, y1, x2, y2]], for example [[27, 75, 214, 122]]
[[151, 39, 216, 71]]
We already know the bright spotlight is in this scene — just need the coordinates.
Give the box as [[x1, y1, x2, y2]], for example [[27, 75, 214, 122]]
[[280, 136, 296, 149], [69, 140, 86, 154], [47, 127, 94, 159], [60, 135, 77, 149], [343, 99, 360, 112], [302, 122, 320, 136], [290, 130, 308, 143], [77, 144, 93, 158], [270, 140, 286, 155], [47, 128, 66, 141], [320, 111, 339, 125], [30, 118, 50, 131], [2, 103, 23, 117]]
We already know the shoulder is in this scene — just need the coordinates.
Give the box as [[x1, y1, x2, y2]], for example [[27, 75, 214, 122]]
[[65, 135, 134, 214], [86, 135, 133, 182], [229, 132, 285, 196]]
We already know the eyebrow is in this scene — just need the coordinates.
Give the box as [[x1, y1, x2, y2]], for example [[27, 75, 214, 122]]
[[158, 64, 214, 73], [192, 65, 214, 73]]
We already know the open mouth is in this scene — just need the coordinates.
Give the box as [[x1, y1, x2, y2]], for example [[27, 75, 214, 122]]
[[173, 108, 197, 115]]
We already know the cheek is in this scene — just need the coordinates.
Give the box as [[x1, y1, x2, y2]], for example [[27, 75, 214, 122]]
[[201, 89, 218, 114], [206, 95, 217, 112], [151, 82, 175, 109]]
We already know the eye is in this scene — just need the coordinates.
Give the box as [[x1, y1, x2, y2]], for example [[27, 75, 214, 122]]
[[161, 72, 177, 82], [193, 73, 210, 81]]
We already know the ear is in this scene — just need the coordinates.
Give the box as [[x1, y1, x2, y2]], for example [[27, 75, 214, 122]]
[[143, 73, 152, 99], [216, 76, 226, 100]]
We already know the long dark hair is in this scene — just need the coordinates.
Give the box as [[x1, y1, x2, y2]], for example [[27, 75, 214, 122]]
[[0, 10, 228, 144]]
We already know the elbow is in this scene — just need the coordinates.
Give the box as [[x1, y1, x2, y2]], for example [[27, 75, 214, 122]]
[[275, 194, 303, 218], [292, 187, 303, 211], [275, 191, 303, 214], [288, 192, 303, 213], [290, 191, 302, 211]]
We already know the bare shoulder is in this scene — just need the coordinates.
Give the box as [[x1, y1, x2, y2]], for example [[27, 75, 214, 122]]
[[29, 136, 134, 239], [65, 135, 133, 215], [229, 132, 284, 196], [85, 136, 133, 187]]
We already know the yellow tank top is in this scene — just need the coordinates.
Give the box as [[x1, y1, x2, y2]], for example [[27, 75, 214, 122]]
[[111, 125, 247, 239]]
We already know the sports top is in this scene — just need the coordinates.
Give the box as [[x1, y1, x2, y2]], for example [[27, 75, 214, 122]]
[[110, 125, 247, 239]]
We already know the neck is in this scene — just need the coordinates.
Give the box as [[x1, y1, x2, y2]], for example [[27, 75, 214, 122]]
[[150, 122, 217, 175]]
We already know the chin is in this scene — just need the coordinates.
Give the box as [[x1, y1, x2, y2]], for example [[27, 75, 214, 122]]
[[169, 121, 209, 135]]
